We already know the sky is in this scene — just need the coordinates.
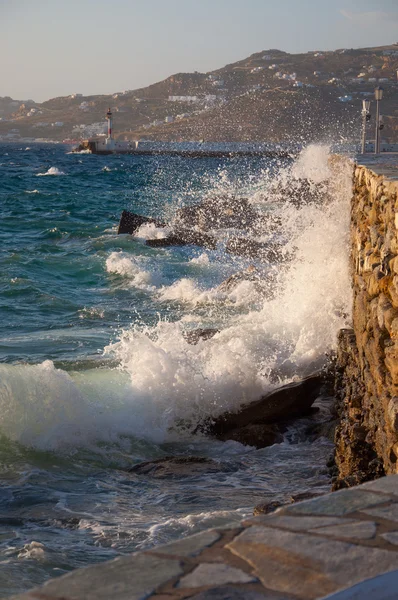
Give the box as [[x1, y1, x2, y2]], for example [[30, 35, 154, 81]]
[[1, 0, 397, 102]]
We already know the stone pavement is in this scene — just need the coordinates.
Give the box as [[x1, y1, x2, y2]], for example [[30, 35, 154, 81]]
[[8, 475, 398, 600]]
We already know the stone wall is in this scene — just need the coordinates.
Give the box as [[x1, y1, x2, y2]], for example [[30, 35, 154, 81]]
[[334, 159, 398, 489]]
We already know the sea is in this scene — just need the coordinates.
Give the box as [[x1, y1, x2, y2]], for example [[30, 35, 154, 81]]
[[0, 142, 352, 596]]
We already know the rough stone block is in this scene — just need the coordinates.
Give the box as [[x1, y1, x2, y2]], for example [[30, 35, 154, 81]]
[[387, 397, 398, 432], [389, 318, 398, 340], [385, 349, 398, 386]]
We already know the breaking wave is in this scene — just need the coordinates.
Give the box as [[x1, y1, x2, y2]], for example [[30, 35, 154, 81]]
[[0, 145, 352, 453], [37, 166, 66, 176]]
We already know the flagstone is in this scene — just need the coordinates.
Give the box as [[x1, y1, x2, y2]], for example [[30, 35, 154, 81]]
[[227, 526, 398, 599], [178, 562, 256, 588]]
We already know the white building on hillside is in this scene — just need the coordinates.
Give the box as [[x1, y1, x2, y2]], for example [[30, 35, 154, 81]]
[[168, 96, 199, 102]]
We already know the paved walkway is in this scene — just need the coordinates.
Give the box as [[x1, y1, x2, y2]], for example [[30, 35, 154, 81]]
[[9, 475, 398, 600]]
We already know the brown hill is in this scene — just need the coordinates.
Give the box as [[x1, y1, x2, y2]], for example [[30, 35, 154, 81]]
[[0, 44, 397, 143]]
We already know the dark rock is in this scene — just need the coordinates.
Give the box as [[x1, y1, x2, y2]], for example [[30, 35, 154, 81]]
[[118, 210, 165, 235], [175, 195, 258, 231], [183, 328, 219, 345], [128, 456, 238, 478], [251, 212, 284, 235], [217, 266, 277, 300], [289, 491, 325, 503], [225, 237, 287, 262], [304, 418, 338, 442], [253, 501, 285, 516], [269, 178, 330, 208], [218, 423, 284, 448], [146, 229, 216, 250], [253, 490, 325, 516], [0, 517, 24, 526], [218, 266, 259, 293], [207, 374, 324, 438], [145, 235, 187, 248], [174, 205, 202, 228]]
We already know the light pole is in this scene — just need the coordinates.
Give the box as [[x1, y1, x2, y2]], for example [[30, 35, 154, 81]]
[[361, 100, 371, 154], [374, 87, 383, 154]]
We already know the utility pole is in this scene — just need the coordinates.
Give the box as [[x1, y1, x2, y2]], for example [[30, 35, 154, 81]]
[[361, 100, 371, 154], [106, 107, 113, 140], [374, 87, 383, 154]]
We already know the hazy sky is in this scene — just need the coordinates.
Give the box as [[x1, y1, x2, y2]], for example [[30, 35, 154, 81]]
[[1, 0, 397, 102]]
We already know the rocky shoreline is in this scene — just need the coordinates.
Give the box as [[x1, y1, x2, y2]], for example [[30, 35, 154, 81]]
[[118, 156, 398, 500]]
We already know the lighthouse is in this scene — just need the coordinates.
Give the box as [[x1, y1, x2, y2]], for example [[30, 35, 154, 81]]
[[106, 107, 113, 140]]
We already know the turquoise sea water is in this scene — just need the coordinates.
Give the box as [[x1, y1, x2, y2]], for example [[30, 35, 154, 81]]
[[0, 143, 349, 595]]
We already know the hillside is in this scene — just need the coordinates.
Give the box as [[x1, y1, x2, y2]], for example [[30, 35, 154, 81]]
[[1, 43, 397, 144]]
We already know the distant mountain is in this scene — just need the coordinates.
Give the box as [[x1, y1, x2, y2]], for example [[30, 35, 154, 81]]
[[1, 43, 397, 143]]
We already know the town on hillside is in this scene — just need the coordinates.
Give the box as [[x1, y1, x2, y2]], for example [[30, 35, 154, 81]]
[[1, 44, 397, 145]]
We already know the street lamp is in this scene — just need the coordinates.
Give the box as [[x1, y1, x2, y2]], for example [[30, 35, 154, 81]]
[[361, 99, 371, 154], [374, 86, 383, 154]]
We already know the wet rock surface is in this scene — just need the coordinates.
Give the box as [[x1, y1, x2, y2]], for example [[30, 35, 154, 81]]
[[217, 266, 277, 299], [183, 328, 219, 345], [269, 178, 330, 208], [128, 456, 239, 478], [146, 229, 217, 249], [117, 210, 165, 234], [225, 238, 286, 261], [175, 195, 258, 231], [217, 423, 284, 449], [207, 374, 324, 438]]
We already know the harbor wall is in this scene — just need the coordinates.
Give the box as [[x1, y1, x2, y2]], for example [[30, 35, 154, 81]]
[[76, 138, 297, 156], [334, 157, 398, 488]]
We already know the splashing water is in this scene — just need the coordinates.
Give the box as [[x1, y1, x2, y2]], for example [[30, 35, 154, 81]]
[[0, 143, 352, 596], [0, 144, 352, 452]]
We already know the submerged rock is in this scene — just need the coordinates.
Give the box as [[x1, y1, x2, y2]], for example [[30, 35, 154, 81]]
[[225, 238, 287, 262], [118, 210, 165, 235], [304, 418, 338, 442], [253, 501, 285, 516], [218, 423, 284, 448], [253, 491, 325, 516], [128, 456, 238, 478], [146, 229, 217, 250], [207, 374, 324, 438], [217, 266, 259, 293], [217, 266, 277, 300], [183, 328, 219, 345], [175, 195, 258, 231], [269, 178, 331, 208]]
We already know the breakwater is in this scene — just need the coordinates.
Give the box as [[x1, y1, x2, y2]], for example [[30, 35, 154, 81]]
[[334, 155, 398, 489], [76, 139, 297, 157]]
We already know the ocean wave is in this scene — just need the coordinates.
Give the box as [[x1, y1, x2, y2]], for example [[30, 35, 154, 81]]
[[37, 167, 66, 176], [105, 251, 160, 289], [134, 223, 171, 240], [0, 145, 352, 454]]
